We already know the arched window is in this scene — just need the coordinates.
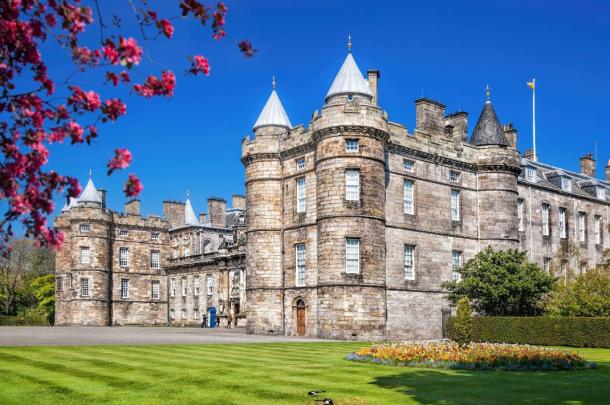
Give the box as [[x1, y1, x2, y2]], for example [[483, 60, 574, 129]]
[[202, 239, 213, 253]]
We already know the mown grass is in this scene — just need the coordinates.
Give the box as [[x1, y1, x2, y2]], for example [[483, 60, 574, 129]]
[[0, 343, 608, 404]]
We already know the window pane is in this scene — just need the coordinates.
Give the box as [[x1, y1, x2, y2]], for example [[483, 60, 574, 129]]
[[296, 177, 306, 213], [345, 170, 360, 201], [346, 139, 359, 152], [119, 247, 128, 267], [345, 239, 360, 274], [120, 279, 129, 299], [296, 244, 306, 286], [404, 245, 415, 280], [403, 180, 414, 215], [451, 190, 460, 221]]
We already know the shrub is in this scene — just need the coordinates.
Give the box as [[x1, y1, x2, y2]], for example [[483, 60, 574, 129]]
[[452, 297, 472, 346], [346, 342, 594, 371], [545, 266, 610, 317], [447, 316, 610, 348], [0, 313, 50, 326]]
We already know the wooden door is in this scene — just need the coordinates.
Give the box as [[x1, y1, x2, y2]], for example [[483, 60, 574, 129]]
[[296, 301, 305, 336]]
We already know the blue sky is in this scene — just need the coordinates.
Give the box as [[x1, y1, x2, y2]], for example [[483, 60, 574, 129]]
[[45, 0, 610, 220]]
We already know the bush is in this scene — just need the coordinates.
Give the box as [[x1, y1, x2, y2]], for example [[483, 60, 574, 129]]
[[452, 297, 473, 346], [545, 266, 610, 317], [0, 312, 50, 326], [346, 342, 594, 371], [447, 316, 610, 348]]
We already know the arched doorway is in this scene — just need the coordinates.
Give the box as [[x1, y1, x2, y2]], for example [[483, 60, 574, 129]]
[[295, 299, 306, 336]]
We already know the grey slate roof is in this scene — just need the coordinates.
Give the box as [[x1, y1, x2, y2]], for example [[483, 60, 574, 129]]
[[253, 90, 292, 131], [469, 101, 508, 146], [326, 53, 373, 101], [184, 198, 200, 226], [78, 177, 102, 203]]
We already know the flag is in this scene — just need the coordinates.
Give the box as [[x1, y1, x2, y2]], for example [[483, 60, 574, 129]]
[[527, 81, 535, 90]]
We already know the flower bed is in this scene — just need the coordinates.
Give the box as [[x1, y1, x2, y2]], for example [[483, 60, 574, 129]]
[[346, 342, 595, 371]]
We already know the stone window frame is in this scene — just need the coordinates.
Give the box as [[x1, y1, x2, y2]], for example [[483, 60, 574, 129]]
[[296, 157, 306, 171], [80, 246, 91, 265], [578, 212, 587, 244], [345, 238, 360, 274], [403, 159, 415, 173], [594, 215, 602, 245], [559, 207, 568, 239], [119, 247, 129, 268], [150, 250, 160, 269], [296, 177, 307, 214], [181, 276, 188, 297], [151, 280, 160, 300], [119, 228, 129, 237], [543, 257, 552, 273], [517, 199, 525, 232], [597, 187, 606, 201], [170, 278, 176, 297], [56, 276, 63, 292], [169, 308, 175, 320], [525, 167, 537, 183], [120, 278, 129, 300], [194, 276, 200, 296], [207, 274, 214, 296], [184, 246, 190, 257], [561, 176, 572, 193], [80, 277, 90, 297], [295, 243, 306, 287], [451, 250, 462, 281], [345, 138, 359, 153], [404, 244, 415, 281], [151, 231, 160, 241], [79, 223, 90, 233], [449, 170, 461, 184], [345, 169, 360, 202], [403, 179, 415, 215], [193, 308, 200, 320], [541, 203, 551, 237], [450, 189, 461, 222], [181, 308, 187, 320]]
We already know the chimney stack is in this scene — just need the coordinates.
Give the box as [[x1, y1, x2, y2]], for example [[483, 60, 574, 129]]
[[367, 70, 380, 106], [125, 199, 140, 216], [503, 123, 518, 149], [579, 153, 595, 178], [162, 201, 185, 229], [415, 98, 446, 138], [199, 213, 207, 224], [445, 112, 468, 142], [208, 198, 227, 228], [232, 194, 246, 210], [605, 159, 610, 182], [97, 190, 106, 209], [523, 149, 536, 160]]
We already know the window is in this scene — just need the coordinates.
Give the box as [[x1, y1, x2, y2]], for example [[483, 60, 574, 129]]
[[449, 171, 461, 183], [452, 251, 463, 281], [181, 277, 187, 297], [120, 229, 129, 237], [295, 244, 306, 287], [403, 180, 414, 215], [597, 187, 607, 200], [525, 167, 537, 182], [517, 200, 524, 232], [80, 223, 90, 233], [296, 177, 306, 213], [345, 238, 360, 274], [193, 309, 200, 319], [119, 247, 129, 267], [80, 246, 91, 265], [151, 250, 160, 269], [120, 279, 129, 299], [404, 245, 415, 280], [170, 278, 176, 297], [169, 309, 175, 320], [346, 139, 359, 152], [542, 204, 550, 236], [345, 170, 360, 201], [181, 309, 187, 319], [595, 216, 602, 245], [451, 190, 460, 221], [578, 212, 586, 243], [561, 177, 572, 192], [151, 232, 159, 241], [580, 262, 588, 275], [194, 276, 200, 296], [151, 280, 160, 300], [56, 276, 63, 292], [296, 158, 305, 170], [172, 248, 178, 259], [559, 208, 567, 239], [403, 159, 414, 172], [207, 275, 214, 295], [543, 257, 552, 273], [184, 247, 190, 257], [80, 278, 89, 297]]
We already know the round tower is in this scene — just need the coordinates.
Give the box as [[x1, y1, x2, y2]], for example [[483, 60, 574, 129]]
[[55, 173, 113, 326], [242, 80, 292, 334], [313, 46, 388, 340], [469, 94, 522, 251]]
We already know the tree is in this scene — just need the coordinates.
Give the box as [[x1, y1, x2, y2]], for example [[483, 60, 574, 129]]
[[451, 297, 472, 346], [28, 273, 55, 323], [0, 1, 255, 255], [0, 239, 35, 315], [443, 247, 555, 316], [545, 260, 610, 317]]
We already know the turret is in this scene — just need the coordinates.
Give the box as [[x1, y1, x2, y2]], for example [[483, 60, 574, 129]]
[[243, 78, 292, 334]]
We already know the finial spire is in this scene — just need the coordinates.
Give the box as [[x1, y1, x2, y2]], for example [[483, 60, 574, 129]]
[[186, 190, 190, 199], [485, 84, 491, 102], [348, 34, 352, 53], [272, 75, 276, 90], [88, 169, 92, 179]]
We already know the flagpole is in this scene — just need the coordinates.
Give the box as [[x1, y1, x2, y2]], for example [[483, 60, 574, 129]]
[[532, 78, 536, 161]]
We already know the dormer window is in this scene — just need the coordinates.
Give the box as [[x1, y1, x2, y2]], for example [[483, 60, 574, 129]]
[[345, 139, 359, 153], [561, 177, 572, 192], [597, 187, 606, 200], [525, 167, 537, 183]]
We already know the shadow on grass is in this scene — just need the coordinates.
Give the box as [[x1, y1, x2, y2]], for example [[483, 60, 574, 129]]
[[369, 366, 609, 405]]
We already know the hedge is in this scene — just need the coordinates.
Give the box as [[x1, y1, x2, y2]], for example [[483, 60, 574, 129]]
[[447, 317, 610, 348], [0, 314, 51, 326]]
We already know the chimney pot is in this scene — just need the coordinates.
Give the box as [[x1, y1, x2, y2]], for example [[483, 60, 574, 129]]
[[367, 70, 380, 106], [125, 199, 140, 216], [580, 153, 596, 178], [208, 198, 227, 228], [232, 194, 246, 210], [523, 149, 536, 160]]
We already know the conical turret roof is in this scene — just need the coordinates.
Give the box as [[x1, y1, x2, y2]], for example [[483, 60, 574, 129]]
[[61, 197, 79, 212], [184, 196, 200, 226], [253, 87, 292, 131], [326, 53, 373, 101], [470, 101, 508, 146], [78, 176, 102, 203]]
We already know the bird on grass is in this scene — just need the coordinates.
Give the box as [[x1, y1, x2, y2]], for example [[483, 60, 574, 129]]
[[308, 390, 327, 397], [314, 399, 334, 405]]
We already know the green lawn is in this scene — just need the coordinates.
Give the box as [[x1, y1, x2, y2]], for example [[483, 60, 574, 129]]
[[0, 343, 608, 404]]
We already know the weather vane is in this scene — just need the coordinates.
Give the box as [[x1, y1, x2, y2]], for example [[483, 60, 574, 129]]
[[348, 34, 352, 53], [186, 190, 190, 199], [88, 169, 92, 179], [272, 75, 276, 90], [485, 84, 491, 101]]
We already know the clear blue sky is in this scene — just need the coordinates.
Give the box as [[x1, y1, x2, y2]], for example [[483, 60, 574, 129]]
[[46, 0, 610, 220]]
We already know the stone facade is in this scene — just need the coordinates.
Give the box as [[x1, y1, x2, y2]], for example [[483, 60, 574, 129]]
[[56, 49, 610, 341]]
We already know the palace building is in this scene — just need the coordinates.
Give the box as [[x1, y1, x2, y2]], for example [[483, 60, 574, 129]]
[[55, 46, 610, 341]]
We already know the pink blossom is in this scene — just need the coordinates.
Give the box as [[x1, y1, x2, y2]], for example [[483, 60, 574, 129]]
[[124, 174, 143, 197], [101, 99, 127, 121], [133, 71, 176, 98], [188, 55, 210, 76], [238, 40, 257, 58], [107, 148, 132, 175], [158, 19, 174, 38]]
